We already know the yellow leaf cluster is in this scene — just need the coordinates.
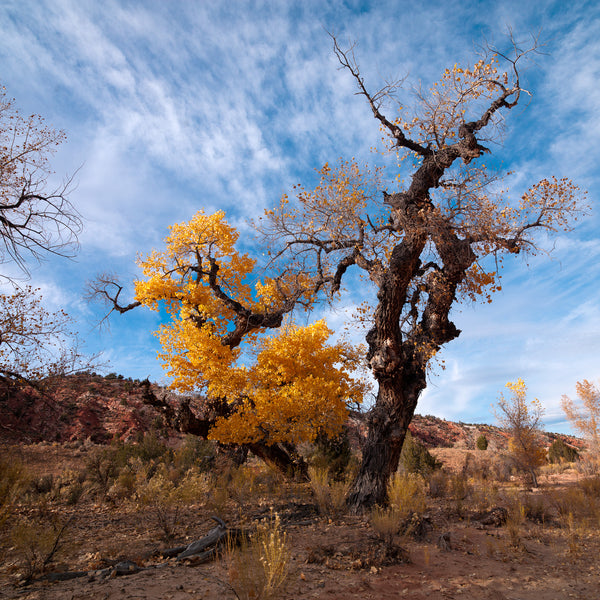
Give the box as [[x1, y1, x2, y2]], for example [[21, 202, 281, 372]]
[[391, 57, 507, 152], [209, 321, 365, 445], [460, 263, 502, 303], [134, 210, 366, 446]]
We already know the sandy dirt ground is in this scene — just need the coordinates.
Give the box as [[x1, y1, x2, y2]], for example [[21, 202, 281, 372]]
[[2, 444, 598, 600]]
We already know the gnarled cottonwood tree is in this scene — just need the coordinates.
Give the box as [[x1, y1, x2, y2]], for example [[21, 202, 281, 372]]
[[260, 37, 585, 509], [94, 36, 585, 510]]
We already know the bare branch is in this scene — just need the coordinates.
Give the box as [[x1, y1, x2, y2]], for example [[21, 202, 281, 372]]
[[0, 89, 82, 279], [85, 273, 141, 330], [331, 34, 431, 157]]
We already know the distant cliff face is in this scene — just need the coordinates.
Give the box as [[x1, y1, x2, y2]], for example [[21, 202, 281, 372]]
[[347, 411, 583, 454]]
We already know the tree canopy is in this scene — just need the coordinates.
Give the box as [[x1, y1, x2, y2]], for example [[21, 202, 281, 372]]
[[96, 35, 587, 509], [130, 210, 367, 447]]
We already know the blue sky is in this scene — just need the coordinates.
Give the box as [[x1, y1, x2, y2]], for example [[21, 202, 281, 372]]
[[1, 0, 599, 433]]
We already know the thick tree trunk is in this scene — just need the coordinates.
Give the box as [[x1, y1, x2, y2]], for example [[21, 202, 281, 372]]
[[247, 441, 308, 480], [139, 384, 307, 479], [347, 375, 423, 511]]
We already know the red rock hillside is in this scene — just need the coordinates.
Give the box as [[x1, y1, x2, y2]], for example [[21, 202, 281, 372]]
[[0, 373, 584, 452]]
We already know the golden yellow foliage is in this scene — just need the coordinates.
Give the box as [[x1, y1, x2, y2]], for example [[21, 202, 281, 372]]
[[210, 321, 366, 445], [134, 211, 367, 445]]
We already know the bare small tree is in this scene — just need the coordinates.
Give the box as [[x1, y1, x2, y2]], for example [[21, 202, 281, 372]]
[[0, 85, 81, 278], [496, 378, 545, 487], [0, 86, 95, 385], [562, 380, 600, 460]]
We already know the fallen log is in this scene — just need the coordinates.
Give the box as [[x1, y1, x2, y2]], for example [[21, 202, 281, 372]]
[[38, 517, 243, 584]]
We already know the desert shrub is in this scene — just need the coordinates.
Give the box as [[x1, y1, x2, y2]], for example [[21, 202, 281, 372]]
[[10, 511, 71, 582], [108, 464, 138, 501], [548, 438, 579, 464], [427, 469, 449, 498], [64, 481, 85, 506], [521, 493, 553, 524], [575, 456, 600, 477], [0, 453, 27, 527], [52, 470, 86, 505], [371, 472, 427, 544], [468, 456, 494, 481], [308, 466, 330, 512], [205, 474, 229, 516], [448, 472, 473, 517], [85, 432, 176, 499], [173, 436, 216, 472], [504, 494, 526, 548], [476, 435, 488, 451], [135, 462, 212, 540], [228, 465, 259, 505], [576, 475, 600, 526], [27, 474, 54, 496], [85, 447, 119, 496], [227, 512, 290, 600], [253, 465, 285, 496], [388, 472, 427, 519], [470, 479, 500, 511], [550, 484, 600, 528], [370, 505, 401, 547], [120, 430, 171, 464], [308, 466, 350, 517], [400, 431, 441, 476]]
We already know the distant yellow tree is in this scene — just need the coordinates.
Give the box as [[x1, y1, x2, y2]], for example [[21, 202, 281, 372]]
[[496, 378, 546, 486], [562, 380, 600, 459]]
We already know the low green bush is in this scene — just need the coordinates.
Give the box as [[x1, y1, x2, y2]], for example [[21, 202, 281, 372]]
[[400, 431, 441, 476], [548, 438, 579, 464]]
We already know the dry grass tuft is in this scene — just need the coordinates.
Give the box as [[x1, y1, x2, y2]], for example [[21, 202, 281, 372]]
[[226, 511, 290, 600], [308, 466, 350, 517]]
